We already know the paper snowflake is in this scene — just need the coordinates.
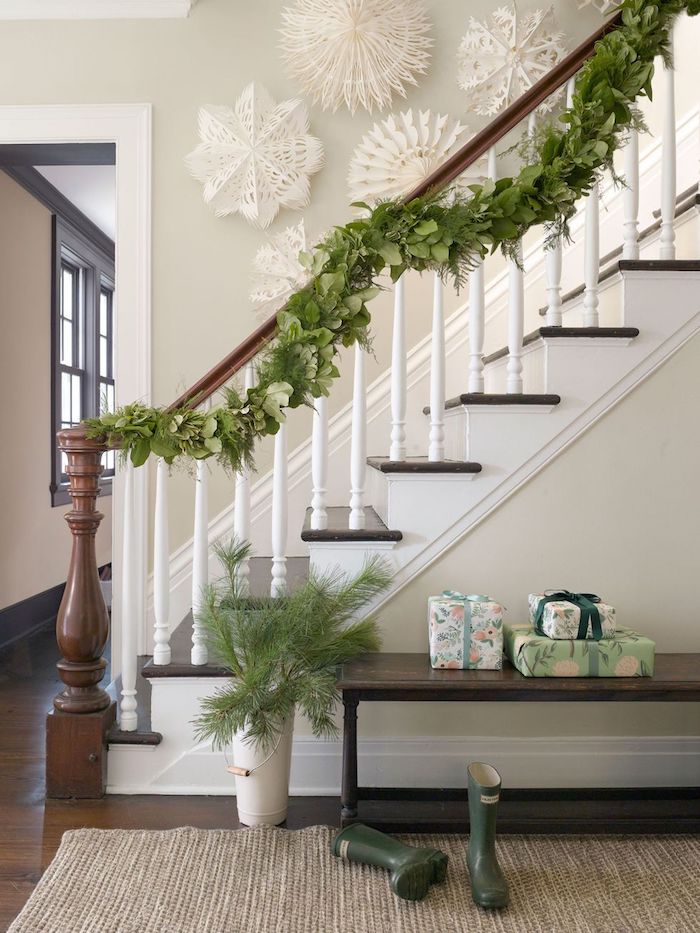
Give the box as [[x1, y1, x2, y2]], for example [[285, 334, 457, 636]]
[[457, 5, 568, 117], [249, 220, 311, 308], [348, 109, 486, 205], [279, 0, 433, 114], [185, 83, 324, 228]]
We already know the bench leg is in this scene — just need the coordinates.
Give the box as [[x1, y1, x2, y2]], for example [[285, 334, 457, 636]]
[[341, 697, 359, 822]]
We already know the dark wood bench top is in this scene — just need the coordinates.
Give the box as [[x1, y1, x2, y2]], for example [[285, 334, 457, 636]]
[[337, 653, 700, 702]]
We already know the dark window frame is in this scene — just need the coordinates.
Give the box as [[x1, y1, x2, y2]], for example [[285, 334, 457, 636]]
[[51, 217, 115, 507]]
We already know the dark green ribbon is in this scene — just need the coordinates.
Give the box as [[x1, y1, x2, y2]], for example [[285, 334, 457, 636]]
[[534, 590, 603, 641]]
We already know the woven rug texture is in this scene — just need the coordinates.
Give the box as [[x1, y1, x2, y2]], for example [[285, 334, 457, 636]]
[[9, 826, 700, 933]]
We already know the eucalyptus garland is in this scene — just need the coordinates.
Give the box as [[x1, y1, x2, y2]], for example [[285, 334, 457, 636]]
[[88, 0, 699, 471]]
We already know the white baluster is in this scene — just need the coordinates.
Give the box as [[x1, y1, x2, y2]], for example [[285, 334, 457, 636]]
[[389, 276, 407, 460], [545, 234, 563, 326], [310, 394, 329, 529], [506, 241, 525, 393], [660, 41, 677, 260], [271, 423, 288, 596], [191, 458, 209, 665], [348, 344, 367, 529], [468, 262, 485, 393], [622, 128, 640, 260], [567, 77, 575, 108], [233, 362, 254, 592], [428, 274, 446, 461], [468, 147, 496, 392], [152, 457, 171, 665], [582, 182, 600, 327], [119, 460, 138, 730]]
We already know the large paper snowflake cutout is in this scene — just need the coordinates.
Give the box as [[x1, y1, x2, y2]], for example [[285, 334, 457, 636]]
[[348, 109, 486, 205], [185, 83, 324, 228], [279, 0, 433, 114], [249, 220, 311, 308], [457, 5, 568, 117]]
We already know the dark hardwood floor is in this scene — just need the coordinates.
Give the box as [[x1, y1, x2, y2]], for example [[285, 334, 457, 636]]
[[0, 625, 337, 930]]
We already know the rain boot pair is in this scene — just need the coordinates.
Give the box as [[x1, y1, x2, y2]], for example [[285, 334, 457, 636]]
[[466, 760, 509, 909]]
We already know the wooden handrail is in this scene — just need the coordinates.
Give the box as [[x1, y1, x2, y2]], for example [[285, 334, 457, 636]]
[[170, 12, 623, 412]]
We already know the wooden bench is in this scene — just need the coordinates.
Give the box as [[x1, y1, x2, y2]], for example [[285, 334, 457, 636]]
[[336, 653, 700, 834]]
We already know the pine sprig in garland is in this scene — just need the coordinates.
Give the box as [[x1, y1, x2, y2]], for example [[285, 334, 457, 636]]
[[87, 0, 697, 472]]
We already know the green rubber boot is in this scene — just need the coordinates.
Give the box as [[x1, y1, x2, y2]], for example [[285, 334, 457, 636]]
[[331, 823, 448, 901], [466, 762, 510, 909]]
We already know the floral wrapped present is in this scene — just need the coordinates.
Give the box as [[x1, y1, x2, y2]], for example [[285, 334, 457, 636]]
[[504, 622, 655, 677], [529, 591, 616, 640], [428, 591, 504, 670]]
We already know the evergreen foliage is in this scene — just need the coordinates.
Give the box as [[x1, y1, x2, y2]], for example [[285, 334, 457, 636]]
[[87, 0, 697, 473], [193, 540, 392, 751]]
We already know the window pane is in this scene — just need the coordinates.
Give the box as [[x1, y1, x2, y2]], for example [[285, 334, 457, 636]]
[[60, 452, 68, 476], [71, 374, 82, 424], [61, 267, 73, 321], [102, 449, 115, 473], [106, 383, 115, 412], [100, 336, 108, 378], [61, 319, 73, 366], [100, 291, 108, 336], [61, 371, 71, 423]]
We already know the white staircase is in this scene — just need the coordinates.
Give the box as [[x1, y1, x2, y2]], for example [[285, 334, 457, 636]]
[[105, 38, 700, 795]]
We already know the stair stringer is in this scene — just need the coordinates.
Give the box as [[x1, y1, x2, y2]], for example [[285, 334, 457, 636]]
[[310, 270, 700, 611]]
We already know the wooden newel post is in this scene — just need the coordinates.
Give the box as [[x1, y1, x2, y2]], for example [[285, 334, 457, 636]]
[[54, 426, 111, 712], [47, 425, 116, 798]]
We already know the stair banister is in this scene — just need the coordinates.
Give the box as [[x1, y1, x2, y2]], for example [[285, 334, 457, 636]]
[[165, 15, 622, 415], [50, 11, 633, 796]]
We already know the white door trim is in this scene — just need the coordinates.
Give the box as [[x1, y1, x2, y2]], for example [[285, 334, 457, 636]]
[[0, 103, 152, 668], [0, 1, 196, 19]]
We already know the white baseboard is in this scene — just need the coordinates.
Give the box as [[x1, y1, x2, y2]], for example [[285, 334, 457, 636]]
[[107, 734, 700, 795]]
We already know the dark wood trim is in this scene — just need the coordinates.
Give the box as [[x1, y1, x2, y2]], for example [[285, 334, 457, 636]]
[[483, 326, 640, 365], [3, 165, 114, 260], [0, 142, 115, 167], [301, 506, 402, 543], [342, 787, 700, 835], [431, 393, 561, 414], [367, 457, 482, 474], [164, 16, 623, 412], [46, 703, 116, 799], [0, 580, 65, 649], [618, 259, 700, 272]]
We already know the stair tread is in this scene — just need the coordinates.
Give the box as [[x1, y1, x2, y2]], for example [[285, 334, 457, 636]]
[[301, 506, 402, 542], [367, 457, 482, 474], [483, 326, 639, 365], [424, 393, 561, 414]]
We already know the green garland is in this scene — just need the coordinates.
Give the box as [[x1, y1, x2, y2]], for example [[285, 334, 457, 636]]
[[88, 0, 698, 470]]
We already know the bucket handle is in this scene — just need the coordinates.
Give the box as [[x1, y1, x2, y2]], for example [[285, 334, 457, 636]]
[[225, 728, 286, 778]]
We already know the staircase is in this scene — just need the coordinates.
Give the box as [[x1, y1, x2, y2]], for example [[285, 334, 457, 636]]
[[46, 11, 700, 798]]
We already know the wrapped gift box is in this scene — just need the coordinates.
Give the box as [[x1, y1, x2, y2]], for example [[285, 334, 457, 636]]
[[528, 591, 616, 640], [428, 592, 504, 670], [504, 622, 655, 677]]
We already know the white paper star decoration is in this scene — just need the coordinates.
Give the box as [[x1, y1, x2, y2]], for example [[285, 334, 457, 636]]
[[185, 83, 325, 228], [279, 0, 433, 114], [348, 109, 486, 206], [457, 5, 568, 117], [249, 220, 311, 308]]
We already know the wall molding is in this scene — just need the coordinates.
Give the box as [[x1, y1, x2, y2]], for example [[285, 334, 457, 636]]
[[108, 733, 700, 795], [0, 0, 196, 19]]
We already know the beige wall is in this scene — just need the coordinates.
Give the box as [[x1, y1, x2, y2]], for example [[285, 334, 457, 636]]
[[329, 332, 700, 741], [0, 172, 112, 611], [0, 0, 606, 551]]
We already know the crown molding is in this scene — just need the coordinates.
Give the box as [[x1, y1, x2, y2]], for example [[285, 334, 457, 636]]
[[0, 0, 196, 19]]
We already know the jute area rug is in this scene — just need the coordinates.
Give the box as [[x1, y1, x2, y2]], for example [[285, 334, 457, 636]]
[[9, 826, 700, 933]]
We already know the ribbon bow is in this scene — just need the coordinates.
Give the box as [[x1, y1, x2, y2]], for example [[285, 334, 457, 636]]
[[534, 590, 603, 641]]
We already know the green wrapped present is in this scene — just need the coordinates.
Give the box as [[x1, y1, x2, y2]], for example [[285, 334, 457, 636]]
[[504, 622, 655, 677]]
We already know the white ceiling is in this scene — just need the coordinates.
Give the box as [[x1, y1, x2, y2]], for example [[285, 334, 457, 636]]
[[35, 164, 116, 240]]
